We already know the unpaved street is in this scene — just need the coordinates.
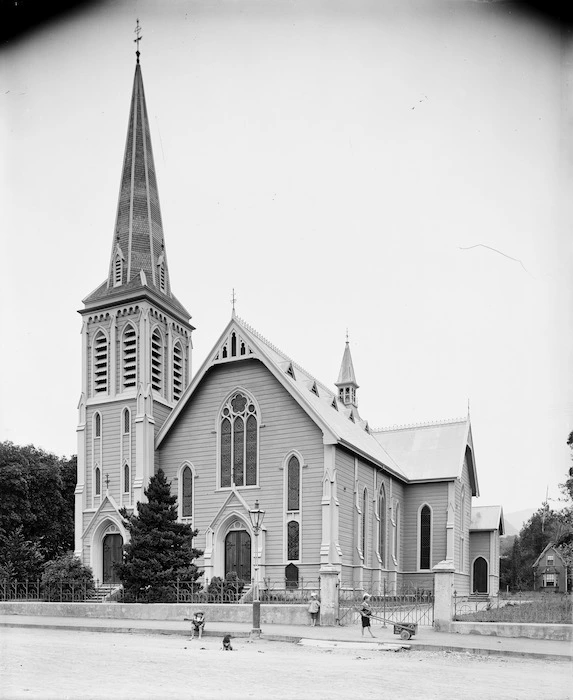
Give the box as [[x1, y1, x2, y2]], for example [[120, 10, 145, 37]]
[[0, 627, 570, 700]]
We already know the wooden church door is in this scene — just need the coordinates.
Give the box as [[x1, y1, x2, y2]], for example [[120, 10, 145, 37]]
[[225, 530, 251, 581], [103, 534, 123, 584], [473, 556, 488, 594]]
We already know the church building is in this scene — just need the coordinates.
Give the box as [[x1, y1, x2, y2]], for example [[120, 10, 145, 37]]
[[74, 53, 504, 603]]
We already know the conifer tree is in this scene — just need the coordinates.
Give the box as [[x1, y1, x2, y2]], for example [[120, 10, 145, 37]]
[[116, 469, 203, 602]]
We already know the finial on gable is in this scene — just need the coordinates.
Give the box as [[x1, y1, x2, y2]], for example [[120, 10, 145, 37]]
[[134, 19, 142, 64], [231, 288, 237, 317]]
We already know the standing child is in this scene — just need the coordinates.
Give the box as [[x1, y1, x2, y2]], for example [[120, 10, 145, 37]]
[[308, 593, 320, 626], [191, 611, 205, 639], [359, 594, 375, 638]]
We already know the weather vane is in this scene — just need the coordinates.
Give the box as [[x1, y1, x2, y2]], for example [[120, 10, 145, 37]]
[[134, 19, 142, 63], [231, 288, 237, 315]]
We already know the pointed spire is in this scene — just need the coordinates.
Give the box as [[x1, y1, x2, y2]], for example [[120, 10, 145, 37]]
[[335, 336, 359, 409]]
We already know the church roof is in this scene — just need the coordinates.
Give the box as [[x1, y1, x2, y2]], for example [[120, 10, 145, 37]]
[[371, 419, 477, 489], [336, 341, 358, 387], [470, 505, 504, 534], [83, 59, 190, 322], [156, 314, 407, 480]]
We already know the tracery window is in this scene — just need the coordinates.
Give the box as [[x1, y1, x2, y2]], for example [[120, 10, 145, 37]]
[[93, 331, 108, 394], [419, 505, 431, 570], [220, 392, 258, 488], [122, 324, 137, 390]]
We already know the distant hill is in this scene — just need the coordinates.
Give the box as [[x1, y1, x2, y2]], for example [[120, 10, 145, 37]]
[[503, 508, 535, 536]]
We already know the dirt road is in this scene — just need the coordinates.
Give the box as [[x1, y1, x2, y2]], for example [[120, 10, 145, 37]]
[[0, 627, 570, 700]]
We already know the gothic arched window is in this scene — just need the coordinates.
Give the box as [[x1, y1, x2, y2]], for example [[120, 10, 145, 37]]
[[173, 340, 184, 401], [94, 412, 102, 438], [123, 463, 130, 494], [93, 331, 108, 394], [182, 465, 193, 518], [95, 466, 101, 496], [287, 455, 300, 511], [151, 328, 164, 394], [393, 502, 400, 562], [419, 504, 432, 570], [122, 324, 137, 390], [361, 488, 368, 559], [377, 486, 386, 566], [287, 520, 300, 561], [220, 392, 258, 488]]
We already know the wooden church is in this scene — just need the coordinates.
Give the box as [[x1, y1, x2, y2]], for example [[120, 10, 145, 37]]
[[74, 53, 504, 602]]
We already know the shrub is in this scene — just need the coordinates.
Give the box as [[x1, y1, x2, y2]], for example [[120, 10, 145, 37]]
[[41, 554, 95, 601]]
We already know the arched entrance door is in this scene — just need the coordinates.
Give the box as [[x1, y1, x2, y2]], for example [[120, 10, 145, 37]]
[[103, 533, 123, 584], [225, 530, 251, 581], [473, 557, 488, 594]]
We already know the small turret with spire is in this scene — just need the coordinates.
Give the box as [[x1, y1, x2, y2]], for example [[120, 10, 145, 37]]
[[335, 332, 359, 412]]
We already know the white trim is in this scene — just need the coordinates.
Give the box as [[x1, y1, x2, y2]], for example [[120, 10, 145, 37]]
[[416, 502, 433, 572]]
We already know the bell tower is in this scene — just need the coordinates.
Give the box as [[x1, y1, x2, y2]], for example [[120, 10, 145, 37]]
[[74, 40, 194, 573]]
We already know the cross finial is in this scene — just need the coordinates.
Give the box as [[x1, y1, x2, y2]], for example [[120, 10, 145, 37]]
[[346, 328, 349, 343], [134, 19, 142, 63], [231, 288, 237, 316]]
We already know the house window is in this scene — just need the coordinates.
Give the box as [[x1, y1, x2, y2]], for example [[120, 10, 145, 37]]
[[93, 331, 108, 394], [151, 329, 163, 393], [419, 504, 431, 570], [182, 465, 193, 518], [377, 486, 386, 566], [287, 455, 300, 511], [173, 341, 184, 401], [547, 555, 554, 566], [544, 572, 556, 587], [122, 324, 137, 389], [220, 392, 258, 488], [123, 463, 130, 493], [287, 520, 300, 560]]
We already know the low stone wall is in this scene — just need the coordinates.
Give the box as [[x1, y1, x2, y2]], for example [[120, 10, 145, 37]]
[[0, 601, 310, 626], [437, 620, 572, 641]]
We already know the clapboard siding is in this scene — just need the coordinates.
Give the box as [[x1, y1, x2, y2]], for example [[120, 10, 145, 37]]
[[335, 448, 356, 564], [158, 359, 325, 570], [470, 531, 490, 562], [402, 482, 449, 572], [456, 459, 472, 575]]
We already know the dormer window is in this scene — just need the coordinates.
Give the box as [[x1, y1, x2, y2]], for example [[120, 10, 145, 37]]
[[311, 382, 319, 396], [114, 255, 123, 286], [286, 363, 296, 379], [159, 263, 166, 292]]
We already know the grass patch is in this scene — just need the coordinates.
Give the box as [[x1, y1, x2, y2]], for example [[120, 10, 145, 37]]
[[455, 596, 572, 624]]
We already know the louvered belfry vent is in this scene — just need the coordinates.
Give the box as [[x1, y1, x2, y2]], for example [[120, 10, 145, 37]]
[[151, 329, 163, 393], [123, 325, 137, 389], [173, 342, 183, 400], [94, 332, 108, 393]]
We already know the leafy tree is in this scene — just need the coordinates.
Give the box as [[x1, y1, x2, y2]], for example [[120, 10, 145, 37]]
[[0, 442, 76, 563], [116, 469, 203, 602], [41, 554, 95, 600], [0, 526, 44, 580], [206, 571, 246, 601]]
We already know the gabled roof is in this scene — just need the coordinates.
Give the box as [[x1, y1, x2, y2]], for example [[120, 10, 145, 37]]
[[470, 505, 504, 534], [83, 59, 191, 322], [372, 419, 478, 491], [156, 314, 407, 479], [532, 542, 568, 569]]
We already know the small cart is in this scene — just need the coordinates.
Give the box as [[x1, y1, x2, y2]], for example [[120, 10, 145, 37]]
[[371, 615, 418, 640]]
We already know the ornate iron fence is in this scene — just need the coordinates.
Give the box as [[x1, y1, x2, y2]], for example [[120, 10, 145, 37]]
[[338, 581, 434, 627], [1, 579, 97, 602]]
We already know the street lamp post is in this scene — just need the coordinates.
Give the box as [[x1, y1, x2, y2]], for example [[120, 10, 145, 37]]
[[248, 500, 265, 638]]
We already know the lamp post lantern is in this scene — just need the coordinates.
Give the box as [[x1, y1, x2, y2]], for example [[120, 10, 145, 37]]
[[248, 500, 265, 637]]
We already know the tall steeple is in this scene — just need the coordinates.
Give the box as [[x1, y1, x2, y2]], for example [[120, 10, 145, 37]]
[[335, 336, 359, 410], [83, 47, 189, 321]]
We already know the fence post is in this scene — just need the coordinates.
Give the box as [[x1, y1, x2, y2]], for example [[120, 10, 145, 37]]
[[319, 566, 339, 626], [432, 560, 455, 631]]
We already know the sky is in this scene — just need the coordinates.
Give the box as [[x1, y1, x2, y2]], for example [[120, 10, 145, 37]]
[[1, 0, 572, 517]]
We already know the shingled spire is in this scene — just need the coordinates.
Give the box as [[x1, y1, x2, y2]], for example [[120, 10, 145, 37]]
[[83, 54, 189, 320], [335, 337, 359, 409]]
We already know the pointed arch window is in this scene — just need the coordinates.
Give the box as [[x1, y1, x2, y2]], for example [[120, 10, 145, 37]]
[[220, 392, 258, 488], [122, 324, 137, 390], [377, 486, 386, 566], [94, 412, 102, 438], [173, 340, 184, 401], [361, 488, 368, 559], [182, 465, 193, 518], [393, 502, 400, 562], [93, 331, 108, 394], [287, 455, 301, 511], [95, 466, 101, 496], [123, 463, 130, 494], [419, 504, 432, 570], [114, 255, 123, 287], [151, 328, 164, 394], [123, 407, 130, 435], [287, 520, 300, 561]]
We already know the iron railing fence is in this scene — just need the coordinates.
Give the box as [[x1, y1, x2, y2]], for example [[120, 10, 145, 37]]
[[453, 590, 572, 624], [1, 578, 98, 602], [259, 578, 320, 604], [338, 581, 434, 627]]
